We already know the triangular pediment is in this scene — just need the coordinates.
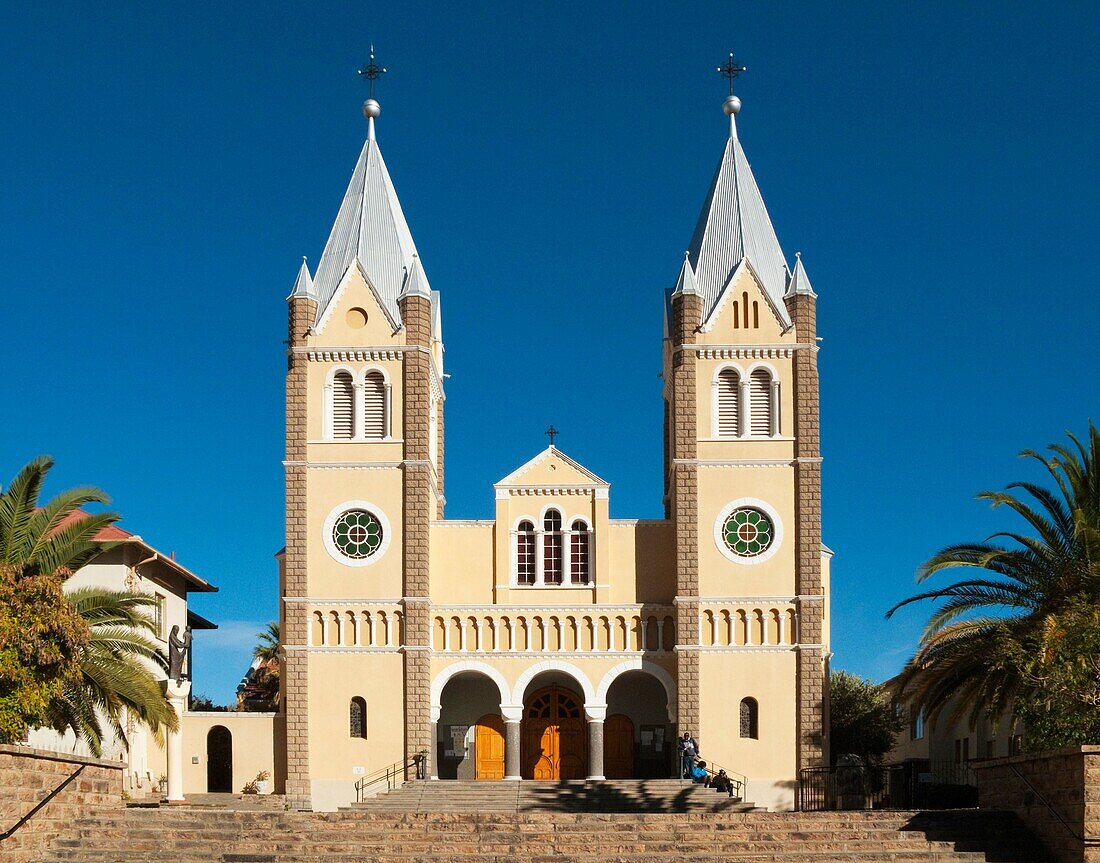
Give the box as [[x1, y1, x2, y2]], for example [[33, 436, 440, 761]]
[[701, 257, 791, 334], [313, 259, 401, 338], [494, 447, 610, 490]]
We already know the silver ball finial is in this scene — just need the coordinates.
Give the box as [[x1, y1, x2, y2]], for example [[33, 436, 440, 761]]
[[362, 99, 381, 120], [723, 95, 742, 116]]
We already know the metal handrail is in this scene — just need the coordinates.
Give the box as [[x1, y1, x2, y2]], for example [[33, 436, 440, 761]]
[[1, 764, 85, 841], [691, 759, 747, 800], [1007, 762, 1099, 846], [354, 750, 430, 803]]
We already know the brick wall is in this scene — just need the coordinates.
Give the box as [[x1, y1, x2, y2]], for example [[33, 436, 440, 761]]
[[0, 744, 123, 863], [973, 746, 1100, 863]]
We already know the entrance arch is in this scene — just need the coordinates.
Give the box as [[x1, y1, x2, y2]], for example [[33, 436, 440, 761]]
[[522, 685, 586, 779], [603, 670, 673, 778], [206, 725, 232, 792]]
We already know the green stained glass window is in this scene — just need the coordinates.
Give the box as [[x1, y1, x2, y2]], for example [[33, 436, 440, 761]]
[[722, 508, 774, 558], [332, 509, 384, 560]]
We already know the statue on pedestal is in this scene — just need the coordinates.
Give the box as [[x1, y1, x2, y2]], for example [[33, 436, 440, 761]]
[[168, 625, 192, 684]]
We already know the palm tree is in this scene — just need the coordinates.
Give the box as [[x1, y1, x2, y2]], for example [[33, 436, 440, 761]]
[[254, 622, 279, 664], [241, 622, 280, 709], [0, 457, 178, 754], [50, 588, 177, 756], [886, 424, 1100, 728]]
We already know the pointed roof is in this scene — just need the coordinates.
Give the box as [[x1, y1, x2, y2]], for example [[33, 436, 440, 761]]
[[494, 446, 610, 491], [785, 252, 816, 298], [685, 108, 790, 326], [671, 251, 700, 297], [311, 126, 426, 326], [288, 257, 315, 301]]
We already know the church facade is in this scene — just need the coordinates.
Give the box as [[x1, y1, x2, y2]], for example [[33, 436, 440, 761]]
[[280, 89, 830, 812]]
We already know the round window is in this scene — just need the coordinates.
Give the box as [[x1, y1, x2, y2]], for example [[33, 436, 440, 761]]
[[331, 509, 384, 560], [721, 508, 774, 558]]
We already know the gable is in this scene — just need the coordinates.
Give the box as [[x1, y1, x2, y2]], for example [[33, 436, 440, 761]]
[[699, 259, 790, 342], [311, 260, 402, 344], [495, 447, 610, 490]]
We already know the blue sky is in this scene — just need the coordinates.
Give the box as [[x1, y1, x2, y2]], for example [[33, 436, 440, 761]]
[[1, 2, 1097, 704]]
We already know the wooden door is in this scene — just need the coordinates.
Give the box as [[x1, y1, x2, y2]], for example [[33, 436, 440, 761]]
[[206, 725, 233, 792], [522, 685, 586, 779], [474, 713, 505, 779], [604, 714, 635, 779]]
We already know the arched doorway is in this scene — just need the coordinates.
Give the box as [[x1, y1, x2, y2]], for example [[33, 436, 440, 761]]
[[206, 725, 232, 792], [522, 685, 585, 779], [604, 714, 635, 779], [474, 713, 505, 779]]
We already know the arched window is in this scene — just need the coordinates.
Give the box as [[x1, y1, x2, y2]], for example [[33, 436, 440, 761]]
[[362, 371, 386, 439], [516, 520, 536, 585], [543, 510, 563, 585], [717, 369, 740, 437], [349, 696, 367, 739], [739, 697, 759, 739], [570, 520, 590, 584], [331, 371, 355, 439], [749, 369, 773, 437]]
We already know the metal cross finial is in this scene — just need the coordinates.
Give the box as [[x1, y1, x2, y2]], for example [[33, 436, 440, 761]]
[[545, 425, 560, 447], [717, 52, 747, 96], [357, 45, 387, 99]]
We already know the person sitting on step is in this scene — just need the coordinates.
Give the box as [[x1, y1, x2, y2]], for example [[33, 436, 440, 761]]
[[710, 769, 735, 797], [690, 759, 709, 784]]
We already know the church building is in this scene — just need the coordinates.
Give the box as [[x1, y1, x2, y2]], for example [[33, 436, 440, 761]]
[[280, 73, 830, 812]]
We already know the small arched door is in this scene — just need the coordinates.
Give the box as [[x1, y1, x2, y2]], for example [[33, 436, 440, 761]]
[[474, 713, 505, 779], [207, 725, 233, 792], [604, 714, 635, 779], [522, 685, 585, 779]]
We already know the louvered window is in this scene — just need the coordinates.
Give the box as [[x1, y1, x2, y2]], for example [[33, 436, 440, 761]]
[[570, 520, 590, 584], [543, 510, 563, 585], [362, 371, 386, 439], [516, 521, 535, 585], [332, 371, 355, 439], [749, 369, 772, 437], [717, 369, 740, 437]]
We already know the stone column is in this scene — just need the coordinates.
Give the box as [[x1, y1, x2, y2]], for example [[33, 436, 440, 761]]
[[586, 705, 607, 780], [502, 705, 523, 780], [670, 291, 702, 736], [162, 679, 190, 803], [785, 289, 827, 773], [429, 708, 440, 780]]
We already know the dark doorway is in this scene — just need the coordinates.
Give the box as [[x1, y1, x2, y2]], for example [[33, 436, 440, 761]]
[[207, 725, 233, 792]]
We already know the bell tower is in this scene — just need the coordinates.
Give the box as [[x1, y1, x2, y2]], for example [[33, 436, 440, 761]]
[[281, 55, 445, 809], [664, 59, 828, 776]]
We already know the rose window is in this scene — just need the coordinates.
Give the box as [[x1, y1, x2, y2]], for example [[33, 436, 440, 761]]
[[331, 509, 384, 560], [721, 508, 774, 558]]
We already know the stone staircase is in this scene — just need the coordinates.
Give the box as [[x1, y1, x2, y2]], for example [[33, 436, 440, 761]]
[[40, 806, 1051, 862], [351, 779, 760, 813]]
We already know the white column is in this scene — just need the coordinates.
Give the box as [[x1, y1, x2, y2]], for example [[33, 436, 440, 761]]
[[535, 530, 546, 585], [739, 379, 751, 437], [459, 619, 468, 652], [476, 619, 485, 652], [770, 380, 781, 437], [443, 620, 452, 652], [710, 612, 719, 646], [162, 680, 190, 803], [556, 618, 565, 652], [508, 619, 517, 651]]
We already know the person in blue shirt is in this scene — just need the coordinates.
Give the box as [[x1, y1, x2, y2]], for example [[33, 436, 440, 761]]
[[691, 759, 709, 783]]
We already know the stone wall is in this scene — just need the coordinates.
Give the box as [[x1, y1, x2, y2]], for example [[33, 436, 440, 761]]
[[0, 744, 123, 863], [973, 746, 1100, 863]]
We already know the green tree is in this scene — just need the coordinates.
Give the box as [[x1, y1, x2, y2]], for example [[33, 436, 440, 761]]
[[829, 670, 903, 765], [240, 622, 280, 709], [0, 457, 177, 753], [886, 425, 1100, 737], [49, 588, 177, 756]]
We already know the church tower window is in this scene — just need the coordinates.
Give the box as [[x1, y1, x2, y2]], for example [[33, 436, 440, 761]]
[[331, 371, 355, 439], [717, 369, 741, 438], [569, 519, 590, 584], [722, 508, 774, 558], [361, 370, 387, 439], [349, 697, 367, 739], [543, 510, 563, 584], [516, 520, 536, 585], [332, 509, 384, 560], [749, 368, 773, 436]]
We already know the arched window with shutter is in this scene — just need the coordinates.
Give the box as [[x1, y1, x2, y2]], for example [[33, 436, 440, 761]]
[[543, 510, 563, 585], [717, 369, 740, 438], [749, 369, 773, 437], [739, 697, 759, 739], [349, 697, 367, 739], [362, 370, 386, 439], [331, 371, 355, 439], [570, 519, 590, 584], [516, 520, 536, 585]]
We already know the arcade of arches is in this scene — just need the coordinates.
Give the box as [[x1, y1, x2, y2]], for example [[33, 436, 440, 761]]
[[432, 669, 673, 781]]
